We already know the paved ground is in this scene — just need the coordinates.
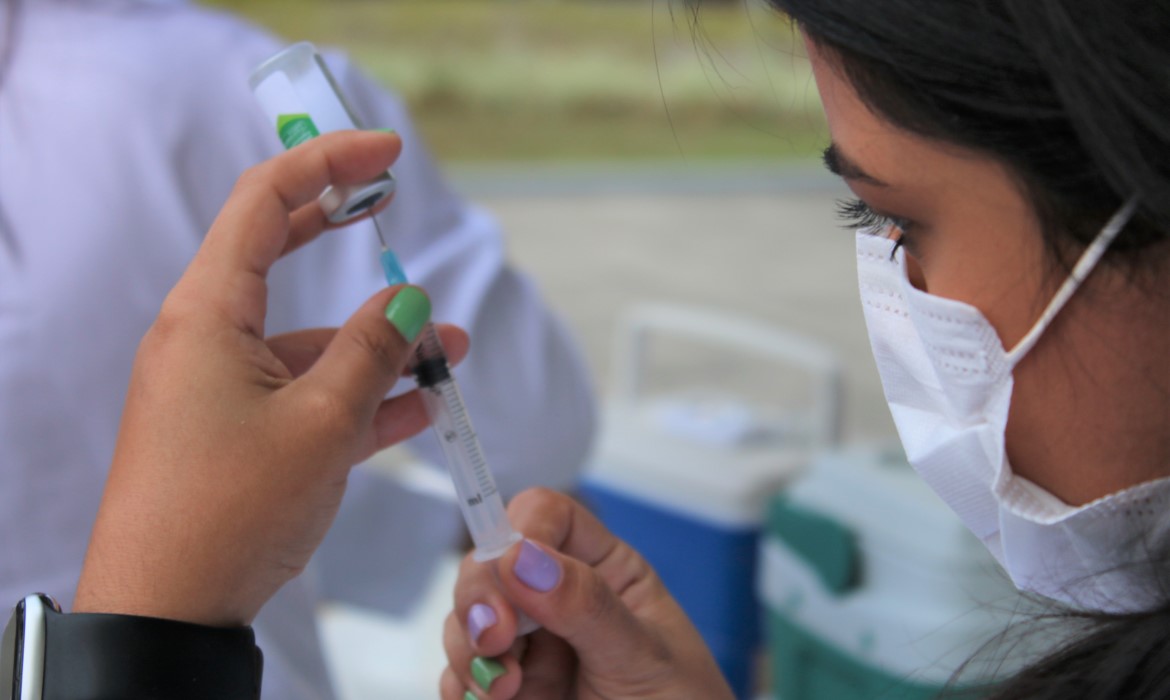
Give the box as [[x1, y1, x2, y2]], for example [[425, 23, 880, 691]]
[[459, 164, 899, 444]]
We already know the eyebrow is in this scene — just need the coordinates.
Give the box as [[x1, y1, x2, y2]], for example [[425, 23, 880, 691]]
[[822, 143, 889, 187]]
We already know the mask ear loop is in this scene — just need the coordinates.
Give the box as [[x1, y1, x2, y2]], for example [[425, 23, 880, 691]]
[[1005, 197, 1140, 366]]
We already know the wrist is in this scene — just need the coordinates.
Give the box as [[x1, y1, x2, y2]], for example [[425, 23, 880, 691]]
[[74, 563, 253, 629], [75, 503, 259, 627]]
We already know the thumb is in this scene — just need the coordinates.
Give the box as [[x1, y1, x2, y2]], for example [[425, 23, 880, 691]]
[[297, 285, 431, 422], [496, 539, 669, 680]]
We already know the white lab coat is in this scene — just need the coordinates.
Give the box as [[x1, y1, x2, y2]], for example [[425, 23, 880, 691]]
[[0, 2, 596, 698]]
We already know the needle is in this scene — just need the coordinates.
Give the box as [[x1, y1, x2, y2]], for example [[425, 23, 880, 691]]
[[371, 214, 388, 250]]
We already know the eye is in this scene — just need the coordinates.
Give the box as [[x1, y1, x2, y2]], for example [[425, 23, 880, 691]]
[[835, 198, 915, 258]]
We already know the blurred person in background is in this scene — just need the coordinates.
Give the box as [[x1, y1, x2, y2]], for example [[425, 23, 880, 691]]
[[440, 2, 1170, 699], [0, 1, 594, 698]]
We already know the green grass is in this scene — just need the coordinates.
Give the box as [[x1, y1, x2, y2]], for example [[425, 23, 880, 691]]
[[203, 0, 826, 162]]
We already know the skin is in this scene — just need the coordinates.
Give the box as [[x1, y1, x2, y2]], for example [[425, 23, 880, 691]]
[[441, 36, 1170, 699], [74, 130, 470, 627]]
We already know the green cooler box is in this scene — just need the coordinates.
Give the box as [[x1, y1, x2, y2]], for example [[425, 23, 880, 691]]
[[759, 447, 1026, 699]]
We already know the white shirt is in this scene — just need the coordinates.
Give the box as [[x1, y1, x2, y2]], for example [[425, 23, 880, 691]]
[[0, 2, 596, 698]]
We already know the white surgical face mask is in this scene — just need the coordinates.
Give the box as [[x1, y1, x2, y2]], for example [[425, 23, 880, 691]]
[[858, 199, 1170, 613]]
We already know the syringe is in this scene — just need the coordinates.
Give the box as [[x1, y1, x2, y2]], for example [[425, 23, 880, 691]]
[[251, 42, 522, 563], [373, 218, 522, 561], [379, 221, 540, 636]]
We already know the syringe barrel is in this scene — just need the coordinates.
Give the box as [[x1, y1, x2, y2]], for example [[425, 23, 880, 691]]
[[249, 42, 394, 223], [415, 326, 520, 561]]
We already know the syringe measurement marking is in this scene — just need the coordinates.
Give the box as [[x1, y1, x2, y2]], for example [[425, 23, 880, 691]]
[[436, 379, 498, 501], [439, 380, 497, 496]]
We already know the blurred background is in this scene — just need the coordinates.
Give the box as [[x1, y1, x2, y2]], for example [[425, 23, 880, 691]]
[[205, 2, 935, 699], [208, 0, 826, 162]]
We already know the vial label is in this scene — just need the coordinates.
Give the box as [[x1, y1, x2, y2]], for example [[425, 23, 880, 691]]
[[277, 113, 320, 149], [254, 70, 328, 151]]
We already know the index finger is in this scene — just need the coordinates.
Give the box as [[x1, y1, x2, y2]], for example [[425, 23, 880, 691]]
[[180, 131, 401, 327]]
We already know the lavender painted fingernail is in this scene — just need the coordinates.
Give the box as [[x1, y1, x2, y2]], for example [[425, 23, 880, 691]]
[[513, 539, 561, 592], [467, 603, 497, 645]]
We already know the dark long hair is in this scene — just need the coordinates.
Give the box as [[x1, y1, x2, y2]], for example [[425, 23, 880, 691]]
[[765, 1, 1170, 698], [770, 1, 1170, 267]]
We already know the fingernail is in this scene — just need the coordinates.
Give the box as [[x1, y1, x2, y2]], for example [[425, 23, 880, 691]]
[[470, 656, 506, 692], [383, 286, 430, 343], [374, 127, 397, 134], [467, 603, 497, 645], [513, 539, 560, 592], [463, 692, 477, 700]]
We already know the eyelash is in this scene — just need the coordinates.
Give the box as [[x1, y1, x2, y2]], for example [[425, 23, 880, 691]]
[[835, 198, 915, 256]]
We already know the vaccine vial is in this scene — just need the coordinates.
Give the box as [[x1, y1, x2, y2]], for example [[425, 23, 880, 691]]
[[249, 42, 396, 224]]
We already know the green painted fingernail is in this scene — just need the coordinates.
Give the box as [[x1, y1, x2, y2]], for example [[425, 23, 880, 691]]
[[470, 656, 505, 691], [384, 286, 430, 343], [374, 127, 396, 133], [463, 693, 477, 700]]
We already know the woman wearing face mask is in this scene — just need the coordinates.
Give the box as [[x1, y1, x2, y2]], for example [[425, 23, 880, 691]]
[[440, 2, 1170, 699]]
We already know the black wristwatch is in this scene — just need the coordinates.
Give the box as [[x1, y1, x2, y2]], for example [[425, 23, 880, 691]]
[[1, 594, 263, 700]]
